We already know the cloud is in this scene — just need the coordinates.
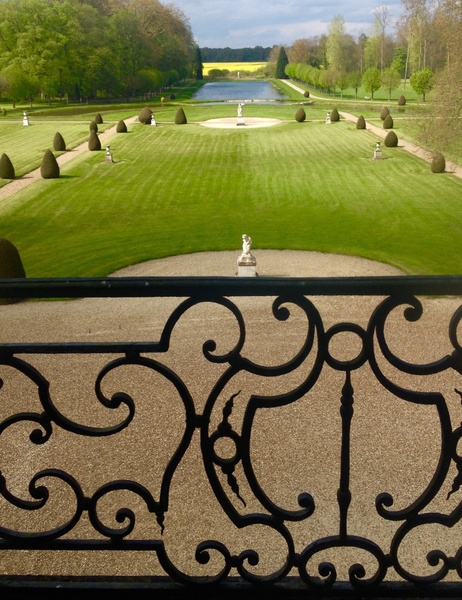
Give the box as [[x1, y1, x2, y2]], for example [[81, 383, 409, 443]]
[[173, 0, 403, 48]]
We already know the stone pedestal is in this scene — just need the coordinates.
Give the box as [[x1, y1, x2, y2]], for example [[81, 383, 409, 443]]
[[237, 254, 257, 277], [22, 115, 29, 126], [105, 146, 113, 163], [374, 148, 382, 159], [236, 117, 246, 126]]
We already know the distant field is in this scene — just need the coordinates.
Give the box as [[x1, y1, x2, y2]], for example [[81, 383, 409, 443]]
[[203, 62, 266, 75]]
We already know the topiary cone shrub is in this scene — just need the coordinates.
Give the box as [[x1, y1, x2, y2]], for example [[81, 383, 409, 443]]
[[89, 120, 98, 132], [383, 114, 394, 129], [0, 153, 15, 179], [303, 90, 310, 98], [0, 238, 26, 304], [398, 95, 406, 106], [53, 131, 66, 151], [40, 149, 60, 179], [356, 115, 366, 130], [384, 130, 398, 147], [380, 106, 390, 120], [95, 113, 103, 124], [116, 120, 127, 133], [88, 129, 101, 151], [295, 107, 306, 122], [175, 107, 187, 124], [330, 107, 340, 122], [138, 106, 152, 124], [431, 152, 446, 173]]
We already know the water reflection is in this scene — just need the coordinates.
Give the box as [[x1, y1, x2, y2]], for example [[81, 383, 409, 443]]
[[192, 81, 287, 101]]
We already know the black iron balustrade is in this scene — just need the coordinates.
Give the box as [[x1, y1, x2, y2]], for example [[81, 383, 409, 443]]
[[1, 275, 462, 598]]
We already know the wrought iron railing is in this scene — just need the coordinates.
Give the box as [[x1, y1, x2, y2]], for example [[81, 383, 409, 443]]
[[1, 275, 462, 598]]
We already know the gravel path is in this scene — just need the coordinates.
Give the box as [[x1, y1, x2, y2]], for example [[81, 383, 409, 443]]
[[1, 251, 462, 583]]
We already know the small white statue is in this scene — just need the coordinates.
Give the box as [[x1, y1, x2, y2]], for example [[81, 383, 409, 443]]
[[237, 103, 243, 118], [242, 234, 252, 256]]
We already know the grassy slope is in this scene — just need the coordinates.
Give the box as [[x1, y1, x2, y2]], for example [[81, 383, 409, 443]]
[[1, 112, 461, 278]]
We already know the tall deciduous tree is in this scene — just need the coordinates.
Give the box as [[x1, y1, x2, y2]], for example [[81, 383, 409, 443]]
[[410, 66, 434, 100], [361, 67, 382, 99], [326, 15, 347, 74]]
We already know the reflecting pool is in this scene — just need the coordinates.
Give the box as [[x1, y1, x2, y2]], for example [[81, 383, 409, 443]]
[[192, 81, 287, 101]]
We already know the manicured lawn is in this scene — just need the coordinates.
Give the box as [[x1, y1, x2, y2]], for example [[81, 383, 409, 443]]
[[0, 120, 113, 182], [1, 109, 461, 278]]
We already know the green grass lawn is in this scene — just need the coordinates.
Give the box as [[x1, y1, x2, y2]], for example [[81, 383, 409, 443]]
[[1, 105, 461, 278]]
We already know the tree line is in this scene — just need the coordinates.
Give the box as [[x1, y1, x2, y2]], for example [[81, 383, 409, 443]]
[[200, 47, 272, 62], [0, 0, 197, 104]]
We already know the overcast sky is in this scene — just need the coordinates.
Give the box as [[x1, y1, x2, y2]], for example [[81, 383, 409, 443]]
[[173, 1, 404, 49]]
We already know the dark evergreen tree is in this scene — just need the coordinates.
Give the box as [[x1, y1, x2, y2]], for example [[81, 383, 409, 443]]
[[0, 238, 26, 304], [40, 149, 60, 179], [275, 46, 289, 79], [0, 153, 15, 179], [431, 152, 445, 173], [53, 132, 66, 151], [383, 114, 394, 129], [192, 44, 203, 80], [384, 130, 398, 147], [175, 107, 187, 124], [88, 129, 101, 150], [138, 106, 152, 124], [295, 107, 306, 122]]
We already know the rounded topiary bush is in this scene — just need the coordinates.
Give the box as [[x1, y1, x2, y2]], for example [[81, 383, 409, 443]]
[[384, 130, 398, 147], [170, 93, 175, 100], [53, 131, 66, 151], [398, 95, 406, 106], [295, 107, 306, 122], [303, 90, 310, 98], [431, 152, 446, 173], [116, 120, 127, 133], [88, 129, 101, 151], [89, 120, 98, 132], [0, 238, 26, 304], [356, 115, 366, 130], [330, 107, 340, 122], [138, 106, 152, 124], [383, 114, 394, 129], [0, 153, 15, 179], [380, 106, 390, 120], [95, 113, 103, 124], [40, 149, 60, 179], [175, 107, 187, 124]]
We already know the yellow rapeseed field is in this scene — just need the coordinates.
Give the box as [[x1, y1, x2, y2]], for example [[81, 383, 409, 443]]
[[202, 62, 266, 75]]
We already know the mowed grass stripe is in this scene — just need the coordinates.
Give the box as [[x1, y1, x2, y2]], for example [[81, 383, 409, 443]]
[[1, 119, 461, 277]]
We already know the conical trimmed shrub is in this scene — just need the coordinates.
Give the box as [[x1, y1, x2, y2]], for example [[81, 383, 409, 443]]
[[295, 107, 306, 122], [89, 120, 98, 132], [138, 106, 152, 124], [330, 107, 340, 122], [398, 95, 406, 106], [0, 153, 15, 179], [431, 152, 446, 173], [0, 237, 26, 304], [116, 120, 127, 133], [88, 129, 101, 151], [53, 131, 66, 151], [356, 115, 366, 130], [383, 114, 394, 129], [384, 130, 398, 147], [175, 107, 187, 124], [303, 90, 310, 98], [95, 113, 103, 124], [380, 106, 389, 120], [40, 149, 60, 179]]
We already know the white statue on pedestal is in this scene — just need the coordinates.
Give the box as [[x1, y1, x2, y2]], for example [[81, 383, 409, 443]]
[[237, 103, 243, 118], [241, 234, 252, 256]]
